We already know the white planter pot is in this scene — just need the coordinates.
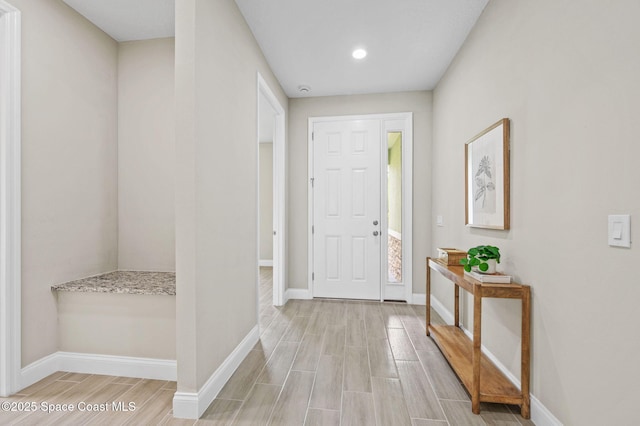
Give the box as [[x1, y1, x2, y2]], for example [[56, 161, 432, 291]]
[[481, 259, 497, 274], [472, 258, 497, 274]]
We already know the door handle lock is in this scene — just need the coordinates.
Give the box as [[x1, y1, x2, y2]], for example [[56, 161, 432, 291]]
[[373, 231, 379, 236], [373, 220, 379, 226]]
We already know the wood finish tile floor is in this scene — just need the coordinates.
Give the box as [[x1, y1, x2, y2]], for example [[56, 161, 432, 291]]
[[0, 267, 534, 425]]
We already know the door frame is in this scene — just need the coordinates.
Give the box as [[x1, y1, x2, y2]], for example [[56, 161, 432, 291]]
[[307, 113, 413, 302], [0, 0, 21, 397], [256, 73, 286, 307]]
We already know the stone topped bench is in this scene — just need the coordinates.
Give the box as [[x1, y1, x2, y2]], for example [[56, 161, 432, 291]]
[[51, 271, 176, 296]]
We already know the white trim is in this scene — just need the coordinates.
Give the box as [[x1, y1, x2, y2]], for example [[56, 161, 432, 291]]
[[309, 113, 413, 124], [285, 288, 312, 301], [173, 325, 259, 419], [20, 352, 177, 390], [58, 353, 176, 381], [401, 117, 413, 304], [257, 73, 286, 308], [0, 1, 21, 398], [528, 395, 563, 426], [429, 295, 455, 324], [381, 114, 413, 303], [429, 295, 562, 426], [387, 229, 402, 240], [259, 259, 273, 267], [20, 353, 59, 390], [308, 113, 413, 303], [307, 118, 314, 297]]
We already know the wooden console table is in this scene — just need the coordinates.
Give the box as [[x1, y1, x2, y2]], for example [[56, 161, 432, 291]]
[[426, 257, 531, 418]]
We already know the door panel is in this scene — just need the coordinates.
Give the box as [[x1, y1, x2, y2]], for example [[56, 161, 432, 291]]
[[313, 119, 381, 300]]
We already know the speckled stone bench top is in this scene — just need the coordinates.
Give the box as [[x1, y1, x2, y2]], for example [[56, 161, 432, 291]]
[[51, 271, 176, 296]]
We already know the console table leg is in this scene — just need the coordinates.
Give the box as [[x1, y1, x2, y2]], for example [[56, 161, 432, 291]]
[[472, 283, 482, 414], [454, 285, 460, 327]]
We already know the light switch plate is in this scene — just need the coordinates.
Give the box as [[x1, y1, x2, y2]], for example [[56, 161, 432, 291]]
[[608, 214, 631, 248], [436, 215, 444, 227]]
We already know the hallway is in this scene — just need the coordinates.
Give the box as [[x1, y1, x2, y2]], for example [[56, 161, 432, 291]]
[[0, 268, 533, 425], [199, 267, 533, 425]]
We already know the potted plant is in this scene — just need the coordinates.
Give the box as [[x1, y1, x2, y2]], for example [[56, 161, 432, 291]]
[[460, 245, 501, 274]]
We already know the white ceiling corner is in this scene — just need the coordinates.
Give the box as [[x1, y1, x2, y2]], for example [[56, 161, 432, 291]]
[[62, 0, 175, 42]]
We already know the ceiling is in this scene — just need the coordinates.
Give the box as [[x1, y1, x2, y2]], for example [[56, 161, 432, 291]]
[[62, 0, 488, 98], [235, 0, 488, 97], [62, 0, 174, 42]]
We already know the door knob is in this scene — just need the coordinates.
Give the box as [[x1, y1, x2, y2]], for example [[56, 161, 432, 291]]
[[373, 231, 379, 236], [373, 220, 379, 226]]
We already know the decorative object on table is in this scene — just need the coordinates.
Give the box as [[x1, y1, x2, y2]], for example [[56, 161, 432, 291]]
[[463, 269, 512, 283], [436, 248, 468, 266], [465, 118, 510, 230], [460, 245, 501, 274]]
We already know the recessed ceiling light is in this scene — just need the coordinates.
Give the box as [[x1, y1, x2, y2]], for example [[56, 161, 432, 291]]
[[298, 85, 311, 94], [352, 48, 367, 60]]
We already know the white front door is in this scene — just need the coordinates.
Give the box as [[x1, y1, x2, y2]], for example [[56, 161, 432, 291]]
[[312, 119, 381, 300]]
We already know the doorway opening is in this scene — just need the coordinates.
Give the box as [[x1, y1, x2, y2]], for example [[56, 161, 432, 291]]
[[256, 73, 286, 318], [307, 113, 413, 302]]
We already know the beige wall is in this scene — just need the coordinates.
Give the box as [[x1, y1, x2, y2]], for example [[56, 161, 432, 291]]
[[288, 91, 432, 294], [175, 0, 288, 391], [57, 292, 175, 359], [432, 0, 640, 423], [260, 143, 274, 261], [118, 38, 176, 271], [16, 0, 118, 366]]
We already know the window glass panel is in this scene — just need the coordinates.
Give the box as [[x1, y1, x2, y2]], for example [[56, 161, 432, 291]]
[[387, 132, 402, 283]]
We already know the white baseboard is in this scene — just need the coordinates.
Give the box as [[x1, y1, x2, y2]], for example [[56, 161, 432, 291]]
[[21, 352, 60, 390], [429, 295, 455, 324], [529, 394, 563, 426], [285, 288, 312, 301], [259, 259, 273, 267], [57, 352, 176, 381], [429, 295, 562, 426], [20, 352, 176, 391], [173, 325, 259, 419]]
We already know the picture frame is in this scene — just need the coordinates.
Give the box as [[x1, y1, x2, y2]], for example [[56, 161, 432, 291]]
[[465, 118, 510, 230]]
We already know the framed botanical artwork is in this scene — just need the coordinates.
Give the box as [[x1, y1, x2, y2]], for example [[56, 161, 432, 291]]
[[465, 118, 510, 230]]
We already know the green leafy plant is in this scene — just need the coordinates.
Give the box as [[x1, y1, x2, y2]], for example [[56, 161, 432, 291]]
[[460, 245, 501, 272]]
